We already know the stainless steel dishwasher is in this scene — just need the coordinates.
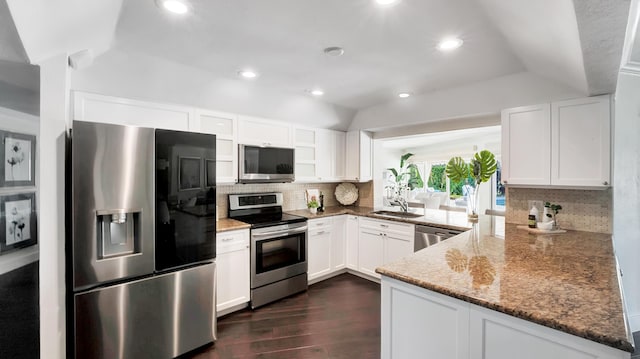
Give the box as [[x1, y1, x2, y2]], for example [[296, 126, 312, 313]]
[[414, 225, 465, 252]]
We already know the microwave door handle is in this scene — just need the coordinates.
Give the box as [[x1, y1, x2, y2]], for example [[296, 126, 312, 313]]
[[252, 226, 308, 240]]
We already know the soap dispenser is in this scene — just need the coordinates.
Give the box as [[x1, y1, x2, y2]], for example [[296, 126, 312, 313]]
[[529, 204, 539, 223]]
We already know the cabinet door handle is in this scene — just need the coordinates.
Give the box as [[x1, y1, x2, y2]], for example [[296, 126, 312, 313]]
[[503, 180, 508, 184], [380, 224, 389, 228], [316, 231, 325, 235], [222, 237, 234, 241], [603, 181, 609, 186]]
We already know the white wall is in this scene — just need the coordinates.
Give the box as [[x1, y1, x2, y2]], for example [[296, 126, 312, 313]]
[[349, 71, 584, 131], [612, 0, 640, 332], [613, 72, 640, 331], [71, 49, 356, 131], [39, 54, 69, 359], [372, 140, 402, 208], [0, 80, 39, 116]]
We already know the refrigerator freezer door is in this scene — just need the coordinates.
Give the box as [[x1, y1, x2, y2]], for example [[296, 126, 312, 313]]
[[74, 262, 216, 359], [71, 121, 155, 291]]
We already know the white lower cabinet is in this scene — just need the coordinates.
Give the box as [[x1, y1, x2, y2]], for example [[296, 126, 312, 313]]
[[345, 215, 360, 270], [381, 278, 469, 359], [358, 218, 414, 279], [382, 277, 630, 359], [308, 218, 333, 281], [308, 215, 415, 283], [331, 215, 346, 271], [216, 229, 250, 315], [358, 228, 385, 279]]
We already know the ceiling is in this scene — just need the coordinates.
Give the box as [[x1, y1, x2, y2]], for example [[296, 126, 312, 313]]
[[2, 0, 632, 110]]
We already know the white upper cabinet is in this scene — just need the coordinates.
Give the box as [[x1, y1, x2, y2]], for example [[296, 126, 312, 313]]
[[501, 104, 551, 186], [237, 115, 293, 148], [501, 96, 611, 188], [73, 91, 195, 131], [345, 130, 373, 182], [196, 109, 238, 184], [551, 96, 611, 187], [294, 127, 347, 183], [294, 127, 318, 182]]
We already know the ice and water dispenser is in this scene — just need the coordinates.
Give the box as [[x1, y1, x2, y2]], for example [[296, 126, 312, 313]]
[[96, 210, 141, 259]]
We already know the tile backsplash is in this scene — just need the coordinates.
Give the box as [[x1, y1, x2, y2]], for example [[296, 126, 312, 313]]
[[217, 181, 373, 218], [505, 187, 612, 233]]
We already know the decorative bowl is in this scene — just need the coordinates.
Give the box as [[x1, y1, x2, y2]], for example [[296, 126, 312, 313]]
[[335, 182, 358, 205]]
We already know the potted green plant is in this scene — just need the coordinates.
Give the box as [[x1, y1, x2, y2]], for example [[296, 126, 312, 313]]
[[307, 196, 319, 214], [544, 202, 562, 229], [446, 150, 497, 219], [387, 153, 424, 200]]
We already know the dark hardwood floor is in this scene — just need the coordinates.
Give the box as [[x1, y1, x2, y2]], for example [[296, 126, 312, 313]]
[[189, 273, 381, 359]]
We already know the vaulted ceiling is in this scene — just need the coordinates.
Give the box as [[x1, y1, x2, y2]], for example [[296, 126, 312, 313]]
[[2, 0, 632, 110]]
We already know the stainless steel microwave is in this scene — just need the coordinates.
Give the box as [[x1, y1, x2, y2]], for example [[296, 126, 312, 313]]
[[238, 144, 295, 183]]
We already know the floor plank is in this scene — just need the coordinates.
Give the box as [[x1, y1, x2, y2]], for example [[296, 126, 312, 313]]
[[187, 273, 380, 359]]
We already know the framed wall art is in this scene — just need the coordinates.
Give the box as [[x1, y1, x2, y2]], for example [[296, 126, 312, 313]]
[[178, 156, 202, 191], [0, 131, 36, 188], [0, 192, 37, 253]]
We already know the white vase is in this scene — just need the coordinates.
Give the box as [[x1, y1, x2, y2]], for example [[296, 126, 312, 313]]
[[309, 207, 317, 214]]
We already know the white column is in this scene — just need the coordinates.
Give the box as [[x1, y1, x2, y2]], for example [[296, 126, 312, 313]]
[[39, 53, 70, 359]]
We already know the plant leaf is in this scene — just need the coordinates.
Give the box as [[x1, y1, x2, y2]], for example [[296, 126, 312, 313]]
[[399, 153, 414, 169], [473, 150, 497, 183], [446, 157, 469, 183], [406, 164, 424, 190], [387, 168, 398, 178]]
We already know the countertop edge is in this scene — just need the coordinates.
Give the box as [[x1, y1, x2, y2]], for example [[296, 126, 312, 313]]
[[377, 255, 634, 353], [285, 206, 473, 231], [216, 218, 251, 233]]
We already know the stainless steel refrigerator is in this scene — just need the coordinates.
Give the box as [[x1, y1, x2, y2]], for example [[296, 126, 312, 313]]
[[69, 121, 217, 359]]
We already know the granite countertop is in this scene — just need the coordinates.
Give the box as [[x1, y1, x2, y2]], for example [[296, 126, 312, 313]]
[[376, 215, 633, 352], [216, 218, 251, 233], [286, 205, 474, 231]]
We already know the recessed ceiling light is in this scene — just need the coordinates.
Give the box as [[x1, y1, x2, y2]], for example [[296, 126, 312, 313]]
[[437, 38, 464, 51], [238, 70, 258, 79], [156, 0, 190, 14], [398, 93, 411, 98], [376, 0, 399, 5], [310, 89, 324, 96], [324, 47, 345, 57]]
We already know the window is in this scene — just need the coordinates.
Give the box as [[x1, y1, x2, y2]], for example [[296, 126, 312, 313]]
[[411, 160, 502, 212], [493, 161, 505, 210]]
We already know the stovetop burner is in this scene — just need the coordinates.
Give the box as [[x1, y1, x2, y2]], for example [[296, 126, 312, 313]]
[[228, 192, 308, 228], [235, 212, 307, 229]]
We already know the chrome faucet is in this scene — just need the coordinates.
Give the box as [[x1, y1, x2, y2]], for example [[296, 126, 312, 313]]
[[390, 197, 408, 212]]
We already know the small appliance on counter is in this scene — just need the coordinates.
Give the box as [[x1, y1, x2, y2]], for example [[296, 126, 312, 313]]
[[228, 193, 308, 308], [68, 121, 217, 359]]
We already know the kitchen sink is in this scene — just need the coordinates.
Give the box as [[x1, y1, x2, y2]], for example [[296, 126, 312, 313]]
[[372, 210, 423, 218]]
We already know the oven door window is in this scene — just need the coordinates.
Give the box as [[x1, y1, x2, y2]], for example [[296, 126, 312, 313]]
[[255, 233, 305, 274]]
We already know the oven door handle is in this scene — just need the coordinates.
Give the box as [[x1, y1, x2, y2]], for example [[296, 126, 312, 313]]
[[252, 226, 308, 240]]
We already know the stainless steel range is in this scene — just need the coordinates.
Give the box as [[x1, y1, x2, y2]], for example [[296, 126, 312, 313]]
[[228, 193, 308, 308]]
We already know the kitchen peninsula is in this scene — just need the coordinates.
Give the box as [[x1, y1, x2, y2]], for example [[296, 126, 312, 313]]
[[376, 215, 633, 359]]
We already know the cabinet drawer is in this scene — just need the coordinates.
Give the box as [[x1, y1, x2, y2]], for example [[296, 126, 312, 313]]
[[217, 229, 249, 254], [307, 218, 333, 235], [360, 218, 413, 236]]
